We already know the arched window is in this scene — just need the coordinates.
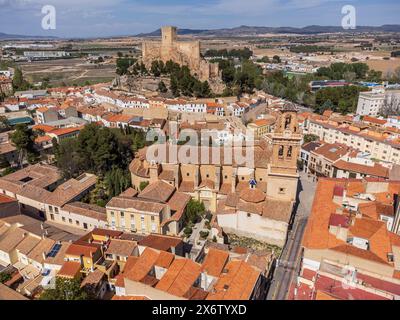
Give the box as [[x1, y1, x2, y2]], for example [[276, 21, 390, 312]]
[[287, 146, 293, 158], [285, 115, 291, 130], [278, 145, 284, 158]]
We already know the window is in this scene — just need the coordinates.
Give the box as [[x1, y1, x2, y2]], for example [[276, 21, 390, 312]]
[[151, 216, 155, 222], [120, 212, 125, 218], [49, 206, 53, 213], [55, 207, 59, 214], [278, 145, 284, 158], [187, 173, 190, 177], [287, 146, 292, 158], [69, 218, 72, 224], [62, 217, 66, 222], [279, 188, 286, 194], [83, 223, 88, 230], [76, 220, 80, 226], [50, 214, 54, 220]]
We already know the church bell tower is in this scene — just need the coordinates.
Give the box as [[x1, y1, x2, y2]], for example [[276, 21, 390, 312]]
[[267, 103, 302, 201]]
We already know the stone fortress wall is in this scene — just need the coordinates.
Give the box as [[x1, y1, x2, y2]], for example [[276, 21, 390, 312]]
[[142, 26, 221, 82]]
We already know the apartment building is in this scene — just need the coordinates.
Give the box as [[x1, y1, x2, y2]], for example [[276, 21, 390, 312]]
[[292, 178, 400, 300], [106, 182, 191, 236], [308, 143, 351, 177], [247, 117, 276, 139], [356, 91, 386, 116], [300, 141, 322, 173], [308, 119, 400, 164]]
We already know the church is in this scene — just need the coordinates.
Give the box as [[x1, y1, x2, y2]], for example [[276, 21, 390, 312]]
[[129, 104, 302, 246]]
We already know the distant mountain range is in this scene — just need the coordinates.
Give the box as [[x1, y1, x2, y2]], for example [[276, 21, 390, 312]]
[[0, 32, 58, 40], [136, 25, 400, 37]]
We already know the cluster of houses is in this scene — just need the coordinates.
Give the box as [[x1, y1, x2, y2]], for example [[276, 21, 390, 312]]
[[300, 110, 400, 165], [0, 184, 273, 300]]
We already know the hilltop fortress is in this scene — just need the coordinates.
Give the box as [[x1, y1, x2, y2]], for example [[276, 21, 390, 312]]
[[142, 26, 222, 83]]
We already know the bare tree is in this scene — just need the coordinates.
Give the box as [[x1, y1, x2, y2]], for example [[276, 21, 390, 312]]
[[381, 93, 400, 117]]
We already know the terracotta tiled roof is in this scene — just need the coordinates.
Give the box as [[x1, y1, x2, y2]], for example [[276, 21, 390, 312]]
[[333, 160, 389, 178], [155, 258, 202, 297], [105, 239, 137, 257], [201, 248, 229, 277], [155, 251, 175, 269], [312, 143, 351, 162], [138, 234, 182, 252], [206, 260, 260, 300], [57, 261, 82, 278], [66, 243, 100, 258], [239, 188, 265, 203], [124, 248, 159, 282], [107, 196, 166, 213], [138, 180, 176, 203], [62, 202, 107, 221]]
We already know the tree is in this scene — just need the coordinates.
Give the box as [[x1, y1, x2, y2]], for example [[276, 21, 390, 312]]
[[303, 134, 319, 144], [10, 124, 38, 167], [185, 199, 205, 224], [12, 68, 30, 91], [40, 278, 88, 300], [380, 94, 400, 117], [0, 272, 11, 283], [258, 56, 270, 63], [139, 181, 149, 191], [151, 61, 161, 77], [0, 116, 10, 132], [272, 55, 281, 63], [104, 168, 131, 198], [158, 81, 168, 93]]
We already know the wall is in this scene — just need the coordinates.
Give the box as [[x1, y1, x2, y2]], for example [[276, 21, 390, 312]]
[[217, 211, 288, 247]]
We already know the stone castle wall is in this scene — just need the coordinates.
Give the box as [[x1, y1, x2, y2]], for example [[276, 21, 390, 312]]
[[142, 26, 221, 82]]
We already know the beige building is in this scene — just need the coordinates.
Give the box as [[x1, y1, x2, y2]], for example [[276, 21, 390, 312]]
[[308, 119, 400, 164], [247, 117, 276, 139], [106, 183, 191, 236], [129, 104, 301, 246]]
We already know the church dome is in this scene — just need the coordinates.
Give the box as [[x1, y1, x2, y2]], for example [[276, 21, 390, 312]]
[[239, 188, 265, 203]]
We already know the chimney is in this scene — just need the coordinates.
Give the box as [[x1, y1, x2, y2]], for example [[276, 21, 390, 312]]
[[40, 223, 44, 230], [42, 252, 47, 260]]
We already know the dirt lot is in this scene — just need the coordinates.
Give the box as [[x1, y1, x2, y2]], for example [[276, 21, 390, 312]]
[[366, 57, 400, 76], [17, 58, 116, 86]]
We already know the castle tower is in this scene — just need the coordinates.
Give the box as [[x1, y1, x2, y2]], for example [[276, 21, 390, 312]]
[[267, 103, 302, 202], [162, 26, 177, 46]]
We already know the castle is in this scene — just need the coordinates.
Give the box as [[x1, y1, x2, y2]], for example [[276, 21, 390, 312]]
[[142, 26, 221, 82]]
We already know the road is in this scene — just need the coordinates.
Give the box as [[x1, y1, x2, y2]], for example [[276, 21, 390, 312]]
[[267, 171, 316, 300]]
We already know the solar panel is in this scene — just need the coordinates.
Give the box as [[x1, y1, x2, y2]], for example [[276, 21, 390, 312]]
[[47, 243, 62, 258]]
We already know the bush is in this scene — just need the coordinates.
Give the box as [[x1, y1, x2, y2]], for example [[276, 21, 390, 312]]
[[184, 227, 193, 237], [139, 181, 149, 191], [200, 231, 209, 239], [0, 272, 12, 284]]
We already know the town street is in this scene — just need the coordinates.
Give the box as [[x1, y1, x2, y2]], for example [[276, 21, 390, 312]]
[[267, 171, 317, 300]]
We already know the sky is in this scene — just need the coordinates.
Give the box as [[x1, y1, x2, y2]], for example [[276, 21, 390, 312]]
[[0, 0, 399, 38]]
